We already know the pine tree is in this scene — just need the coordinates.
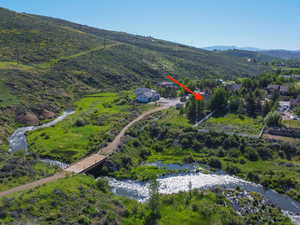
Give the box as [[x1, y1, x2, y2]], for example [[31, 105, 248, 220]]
[[186, 97, 205, 123], [146, 179, 160, 225]]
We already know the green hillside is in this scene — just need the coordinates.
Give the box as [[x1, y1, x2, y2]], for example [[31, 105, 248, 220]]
[[0, 7, 271, 144], [219, 49, 278, 62]]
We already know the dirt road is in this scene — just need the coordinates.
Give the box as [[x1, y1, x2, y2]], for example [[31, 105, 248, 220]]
[[0, 99, 178, 197], [0, 172, 68, 198]]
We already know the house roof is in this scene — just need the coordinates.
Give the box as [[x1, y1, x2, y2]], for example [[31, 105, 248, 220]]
[[279, 85, 289, 93], [267, 84, 280, 90], [231, 84, 242, 91]]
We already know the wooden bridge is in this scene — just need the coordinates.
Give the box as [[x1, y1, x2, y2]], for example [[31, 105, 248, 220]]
[[63, 104, 172, 174], [0, 100, 179, 198], [64, 154, 108, 173]]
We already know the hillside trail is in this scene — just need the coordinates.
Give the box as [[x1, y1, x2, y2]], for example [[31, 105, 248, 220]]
[[0, 98, 179, 198]]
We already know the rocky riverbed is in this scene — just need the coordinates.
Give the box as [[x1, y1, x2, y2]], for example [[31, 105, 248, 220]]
[[107, 162, 300, 225]]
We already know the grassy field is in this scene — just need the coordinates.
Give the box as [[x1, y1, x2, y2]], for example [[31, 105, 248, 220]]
[[201, 113, 263, 135], [156, 108, 190, 128], [27, 92, 152, 163], [283, 119, 300, 128]]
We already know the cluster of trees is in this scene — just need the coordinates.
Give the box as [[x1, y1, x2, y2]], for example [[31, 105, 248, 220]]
[[183, 73, 286, 122]]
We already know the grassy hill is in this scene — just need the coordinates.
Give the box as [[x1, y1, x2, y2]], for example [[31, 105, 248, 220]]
[[260, 49, 300, 60], [219, 49, 278, 62], [0, 7, 271, 144]]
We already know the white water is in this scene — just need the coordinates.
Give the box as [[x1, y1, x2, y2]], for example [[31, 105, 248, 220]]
[[39, 159, 69, 169], [108, 168, 300, 224]]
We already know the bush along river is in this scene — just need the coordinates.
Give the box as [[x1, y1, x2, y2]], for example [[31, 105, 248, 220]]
[[8, 110, 74, 168], [107, 161, 300, 225]]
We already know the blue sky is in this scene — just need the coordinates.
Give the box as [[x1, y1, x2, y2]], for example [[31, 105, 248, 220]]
[[1, 0, 299, 50]]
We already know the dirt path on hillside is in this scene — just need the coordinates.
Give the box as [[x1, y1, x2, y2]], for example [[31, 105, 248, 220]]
[[100, 105, 169, 155], [0, 172, 68, 198], [0, 100, 178, 197]]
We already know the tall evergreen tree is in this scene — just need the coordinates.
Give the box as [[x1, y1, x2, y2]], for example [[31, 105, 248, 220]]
[[186, 97, 205, 123], [209, 88, 228, 114]]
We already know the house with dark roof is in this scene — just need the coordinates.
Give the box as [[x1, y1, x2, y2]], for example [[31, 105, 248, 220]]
[[267, 84, 280, 93]]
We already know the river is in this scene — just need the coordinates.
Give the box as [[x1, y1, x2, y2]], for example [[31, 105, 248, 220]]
[[108, 162, 300, 224], [8, 110, 74, 168], [7, 111, 300, 224]]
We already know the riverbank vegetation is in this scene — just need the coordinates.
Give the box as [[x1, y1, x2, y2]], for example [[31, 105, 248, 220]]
[[0, 174, 292, 225], [27, 92, 153, 163], [97, 109, 300, 202], [0, 151, 58, 192]]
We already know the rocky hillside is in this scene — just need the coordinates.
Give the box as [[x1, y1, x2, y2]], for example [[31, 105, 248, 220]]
[[0, 7, 271, 144]]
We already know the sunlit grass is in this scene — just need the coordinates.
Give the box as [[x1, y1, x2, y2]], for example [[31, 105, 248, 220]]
[[202, 113, 263, 135]]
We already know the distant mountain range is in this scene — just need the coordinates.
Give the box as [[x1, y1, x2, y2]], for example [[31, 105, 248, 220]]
[[204, 46, 263, 52], [204, 46, 300, 60]]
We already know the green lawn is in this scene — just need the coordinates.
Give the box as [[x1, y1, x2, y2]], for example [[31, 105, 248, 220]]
[[157, 108, 190, 128], [201, 113, 263, 135], [283, 120, 300, 128], [28, 92, 152, 163]]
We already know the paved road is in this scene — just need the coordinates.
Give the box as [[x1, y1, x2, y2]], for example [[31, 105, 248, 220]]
[[0, 98, 179, 197]]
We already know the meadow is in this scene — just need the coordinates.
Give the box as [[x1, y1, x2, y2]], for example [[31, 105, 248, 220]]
[[27, 92, 152, 163], [201, 113, 263, 135]]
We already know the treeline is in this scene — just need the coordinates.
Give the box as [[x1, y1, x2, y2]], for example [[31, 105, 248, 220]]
[[182, 73, 284, 123], [97, 119, 300, 201]]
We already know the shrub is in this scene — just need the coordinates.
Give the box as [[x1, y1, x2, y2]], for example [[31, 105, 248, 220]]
[[246, 149, 259, 161], [78, 215, 91, 225], [264, 111, 281, 127], [247, 172, 260, 183], [96, 178, 109, 192], [208, 158, 222, 169], [74, 118, 86, 127], [226, 165, 241, 175]]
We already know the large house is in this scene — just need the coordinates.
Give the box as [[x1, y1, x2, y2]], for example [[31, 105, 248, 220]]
[[266, 84, 289, 95], [135, 88, 160, 103]]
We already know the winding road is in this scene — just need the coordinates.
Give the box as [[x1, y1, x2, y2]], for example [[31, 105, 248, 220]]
[[0, 98, 179, 198]]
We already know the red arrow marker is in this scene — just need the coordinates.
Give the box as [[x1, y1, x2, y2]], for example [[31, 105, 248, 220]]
[[166, 75, 204, 101]]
